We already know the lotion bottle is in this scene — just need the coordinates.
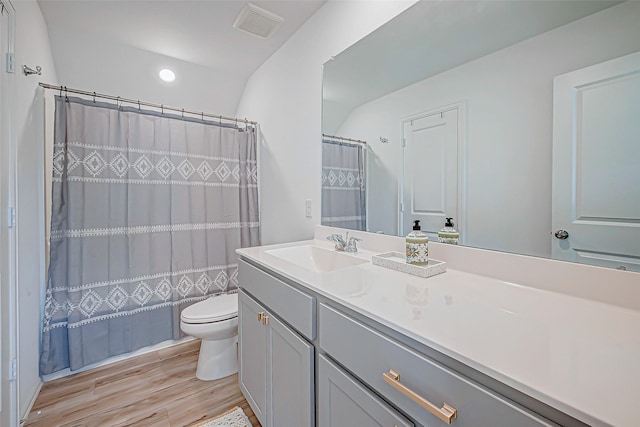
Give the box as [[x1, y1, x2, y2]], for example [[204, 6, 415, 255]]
[[406, 220, 428, 265], [438, 217, 460, 245]]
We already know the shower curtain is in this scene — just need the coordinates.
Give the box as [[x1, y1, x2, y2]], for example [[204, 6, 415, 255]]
[[321, 139, 366, 230], [40, 96, 260, 375]]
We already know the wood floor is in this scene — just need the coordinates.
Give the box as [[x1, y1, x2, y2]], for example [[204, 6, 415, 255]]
[[24, 340, 261, 427]]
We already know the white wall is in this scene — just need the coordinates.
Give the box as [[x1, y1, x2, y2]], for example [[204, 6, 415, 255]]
[[337, 2, 640, 258], [46, 27, 247, 117], [236, 0, 417, 245], [13, 0, 59, 418]]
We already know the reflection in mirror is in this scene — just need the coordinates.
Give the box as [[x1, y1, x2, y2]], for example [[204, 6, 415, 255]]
[[322, 0, 640, 271], [321, 134, 366, 230]]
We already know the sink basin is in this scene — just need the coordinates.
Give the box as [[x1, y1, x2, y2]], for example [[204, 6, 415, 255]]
[[265, 245, 368, 273]]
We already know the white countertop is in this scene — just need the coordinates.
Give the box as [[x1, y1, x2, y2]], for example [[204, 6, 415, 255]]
[[237, 239, 640, 427]]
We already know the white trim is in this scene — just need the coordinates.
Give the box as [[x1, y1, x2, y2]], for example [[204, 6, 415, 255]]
[[0, 3, 19, 426], [18, 380, 41, 424]]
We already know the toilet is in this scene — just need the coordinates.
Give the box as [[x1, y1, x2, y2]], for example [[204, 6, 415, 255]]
[[180, 293, 238, 381]]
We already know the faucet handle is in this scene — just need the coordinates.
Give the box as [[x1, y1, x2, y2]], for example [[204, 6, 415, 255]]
[[327, 234, 346, 251], [346, 236, 362, 252], [326, 233, 344, 242]]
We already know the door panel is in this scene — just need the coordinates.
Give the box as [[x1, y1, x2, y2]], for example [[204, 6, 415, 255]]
[[268, 314, 314, 427], [402, 109, 459, 237], [552, 52, 640, 271], [238, 291, 268, 426], [318, 355, 413, 427]]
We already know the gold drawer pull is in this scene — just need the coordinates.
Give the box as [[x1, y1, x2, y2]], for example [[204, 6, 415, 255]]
[[262, 315, 269, 326], [258, 312, 264, 322], [383, 369, 457, 424]]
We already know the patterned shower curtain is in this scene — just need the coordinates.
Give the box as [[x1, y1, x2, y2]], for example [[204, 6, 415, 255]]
[[321, 139, 366, 230], [40, 96, 260, 375]]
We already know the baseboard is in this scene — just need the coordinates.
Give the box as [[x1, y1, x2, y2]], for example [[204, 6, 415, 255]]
[[41, 336, 196, 383], [20, 379, 43, 425]]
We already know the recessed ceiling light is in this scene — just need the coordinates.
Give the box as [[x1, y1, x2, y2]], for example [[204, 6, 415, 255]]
[[159, 68, 176, 83]]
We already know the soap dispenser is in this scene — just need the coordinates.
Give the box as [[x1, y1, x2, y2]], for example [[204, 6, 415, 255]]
[[438, 217, 459, 245], [406, 220, 428, 265]]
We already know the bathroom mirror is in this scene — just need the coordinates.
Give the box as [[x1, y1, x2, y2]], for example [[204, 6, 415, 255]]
[[321, 0, 640, 271]]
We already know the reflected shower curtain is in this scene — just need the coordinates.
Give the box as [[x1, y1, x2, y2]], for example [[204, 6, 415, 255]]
[[40, 96, 260, 374], [321, 139, 366, 230]]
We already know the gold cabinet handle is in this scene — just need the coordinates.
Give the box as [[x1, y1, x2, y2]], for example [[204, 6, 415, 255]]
[[257, 312, 264, 322], [383, 369, 457, 424], [262, 315, 269, 326]]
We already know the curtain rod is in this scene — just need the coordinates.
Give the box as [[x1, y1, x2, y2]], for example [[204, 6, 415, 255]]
[[322, 133, 367, 145], [39, 83, 258, 126]]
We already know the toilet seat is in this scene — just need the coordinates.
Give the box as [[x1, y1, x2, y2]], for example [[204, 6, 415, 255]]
[[181, 293, 238, 324]]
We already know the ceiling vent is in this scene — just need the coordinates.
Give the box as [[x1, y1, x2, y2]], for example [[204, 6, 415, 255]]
[[233, 3, 284, 39]]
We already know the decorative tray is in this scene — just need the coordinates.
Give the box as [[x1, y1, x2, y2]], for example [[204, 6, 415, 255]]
[[372, 252, 446, 278]]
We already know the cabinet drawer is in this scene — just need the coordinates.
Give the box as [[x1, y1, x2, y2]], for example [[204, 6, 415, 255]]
[[319, 304, 557, 427], [319, 354, 413, 427], [239, 259, 316, 340]]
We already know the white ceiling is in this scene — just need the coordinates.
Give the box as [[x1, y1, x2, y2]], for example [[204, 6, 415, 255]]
[[323, 0, 619, 133], [38, 0, 325, 116]]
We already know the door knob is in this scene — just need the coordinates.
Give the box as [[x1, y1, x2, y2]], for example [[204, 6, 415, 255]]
[[554, 230, 569, 240]]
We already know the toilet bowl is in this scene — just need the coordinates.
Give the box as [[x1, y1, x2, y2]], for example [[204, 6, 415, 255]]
[[180, 293, 238, 381]]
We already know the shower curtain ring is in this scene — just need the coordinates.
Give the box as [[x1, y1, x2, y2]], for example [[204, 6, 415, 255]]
[[161, 104, 164, 114], [201, 112, 204, 121], [64, 86, 69, 102], [219, 115, 223, 125], [93, 92, 96, 103], [181, 108, 184, 118], [137, 100, 140, 111]]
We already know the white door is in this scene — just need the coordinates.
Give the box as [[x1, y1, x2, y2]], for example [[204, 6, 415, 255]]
[[552, 51, 640, 271], [401, 109, 459, 238], [1, 1, 19, 425]]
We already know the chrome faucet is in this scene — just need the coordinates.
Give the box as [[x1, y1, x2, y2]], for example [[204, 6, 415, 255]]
[[326, 232, 362, 253]]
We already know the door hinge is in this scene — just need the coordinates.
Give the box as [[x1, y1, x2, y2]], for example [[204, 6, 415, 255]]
[[400, 201, 405, 212], [6, 52, 15, 73], [8, 207, 15, 228], [9, 358, 17, 381], [402, 138, 406, 148]]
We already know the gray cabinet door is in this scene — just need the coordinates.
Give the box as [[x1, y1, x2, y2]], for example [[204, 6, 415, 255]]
[[268, 313, 314, 427], [318, 355, 413, 427], [238, 290, 268, 427]]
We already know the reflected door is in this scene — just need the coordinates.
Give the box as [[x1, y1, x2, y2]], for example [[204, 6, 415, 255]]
[[552, 51, 640, 271], [401, 109, 459, 237]]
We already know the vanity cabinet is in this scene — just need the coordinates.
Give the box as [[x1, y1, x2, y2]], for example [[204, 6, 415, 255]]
[[238, 289, 314, 427], [238, 255, 582, 427]]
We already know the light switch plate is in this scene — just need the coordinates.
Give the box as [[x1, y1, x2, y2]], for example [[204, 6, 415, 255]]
[[305, 199, 312, 218]]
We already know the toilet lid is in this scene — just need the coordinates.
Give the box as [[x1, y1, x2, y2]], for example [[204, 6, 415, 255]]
[[181, 293, 238, 324]]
